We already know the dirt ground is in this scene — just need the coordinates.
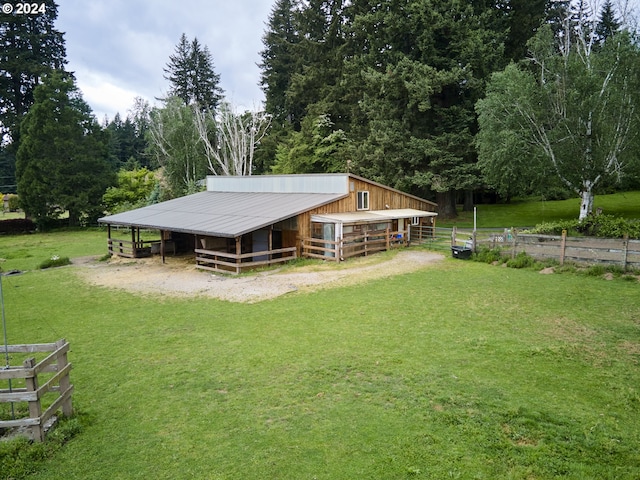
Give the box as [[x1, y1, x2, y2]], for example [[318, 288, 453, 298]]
[[74, 250, 444, 303]]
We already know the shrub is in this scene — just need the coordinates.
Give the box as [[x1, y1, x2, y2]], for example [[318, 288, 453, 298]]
[[524, 219, 581, 236], [577, 214, 640, 239], [7, 194, 20, 211], [37, 255, 71, 269], [473, 247, 504, 264], [0, 218, 36, 234], [506, 252, 536, 269]]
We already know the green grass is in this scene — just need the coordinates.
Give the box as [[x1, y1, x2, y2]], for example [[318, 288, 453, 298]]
[[0, 231, 639, 479], [440, 190, 640, 228]]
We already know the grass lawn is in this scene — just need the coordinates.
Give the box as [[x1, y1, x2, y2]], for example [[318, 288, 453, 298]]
[[1, 230, 639, 479], [440, 190, 640, 228]]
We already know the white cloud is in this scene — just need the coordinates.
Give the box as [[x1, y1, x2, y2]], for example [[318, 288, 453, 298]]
[[57, 0, 273, 121]]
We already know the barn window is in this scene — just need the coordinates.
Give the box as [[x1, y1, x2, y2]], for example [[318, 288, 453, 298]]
[[411, 216, 420, 226], [357, 191, 369, 210]]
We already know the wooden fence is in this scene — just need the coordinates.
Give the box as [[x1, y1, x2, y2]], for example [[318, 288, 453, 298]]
[[0, 339, 74, 442], [107, 238, 160, 258], [302, 229, 408, 261], [413, 225, 640, 270], [195, 247, 297, 274], [506, 231, 640, 270]]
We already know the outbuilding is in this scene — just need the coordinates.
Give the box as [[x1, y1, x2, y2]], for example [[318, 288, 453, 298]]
[[98, 173, 437, 274]]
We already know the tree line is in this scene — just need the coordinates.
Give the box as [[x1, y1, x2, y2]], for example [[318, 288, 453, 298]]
[[1, 0, 639, 226], [258, 0, 640, 218]]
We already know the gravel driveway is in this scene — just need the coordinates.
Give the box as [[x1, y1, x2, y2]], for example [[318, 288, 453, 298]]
[[75, 250, 444, 303]]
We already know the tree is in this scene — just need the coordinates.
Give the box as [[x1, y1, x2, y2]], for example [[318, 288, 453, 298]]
[[164, 34, 224, 111], [16, 71, 115, 226], [477, 16, 640, 220], [102, 167, 158, 213], [193, 102, 271, 176], [271, 113, 349, 174], [147, 96, 207, 197], [259, 0, 300, 125], [0, 0, 67, 189], [595, 0, 621, 43]]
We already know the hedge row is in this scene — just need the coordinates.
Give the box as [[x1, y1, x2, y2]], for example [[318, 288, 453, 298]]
[[525, 214, 640, 239], [0, 218, 36, 234]]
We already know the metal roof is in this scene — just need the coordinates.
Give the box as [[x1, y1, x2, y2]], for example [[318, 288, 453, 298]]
[[98, 191, 346, 237], [311, 209, 438, 224]]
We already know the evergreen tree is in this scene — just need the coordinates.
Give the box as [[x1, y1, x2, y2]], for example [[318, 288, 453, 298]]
[[0, 0, 66, 190], [16, 71, 115, 226], [595, 0, 621, 44], [259, 0, 300, 125], [163, 34, 223, 111]]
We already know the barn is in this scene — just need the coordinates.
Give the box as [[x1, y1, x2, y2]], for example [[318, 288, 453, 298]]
[[98, 173, 438, 274]]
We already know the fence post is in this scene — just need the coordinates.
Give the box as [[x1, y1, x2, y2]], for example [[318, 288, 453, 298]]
[[560, 230, 567, 266], [622, 234, 629, 272], [24, 357, 44, 442], [452, 226, 457, 247], [57, 339, 73, 417], [511, 228, 517, 259]]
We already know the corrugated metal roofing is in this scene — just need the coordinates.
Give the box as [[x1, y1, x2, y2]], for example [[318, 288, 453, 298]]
[[311, 209, 438, 224], [98, 191, 346, 237]]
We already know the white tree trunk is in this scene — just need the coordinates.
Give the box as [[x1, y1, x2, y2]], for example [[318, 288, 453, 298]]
[[579, 181, 594, 222], [193, 103, 271, 176]]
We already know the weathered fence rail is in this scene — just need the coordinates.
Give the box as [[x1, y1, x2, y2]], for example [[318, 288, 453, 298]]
[[0, 339, 74, 442], [509, 232, 640, 270], [302, 229, 408, 261], [413, 225, 640, 270], [195, 247, 297, 274]]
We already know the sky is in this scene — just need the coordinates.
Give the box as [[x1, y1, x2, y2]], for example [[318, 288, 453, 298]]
[[54, 0, 639, 123], [56, 0, 274, 122]]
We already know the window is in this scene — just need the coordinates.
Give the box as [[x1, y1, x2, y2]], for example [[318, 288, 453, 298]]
[[357, 191, 369, 210], [411, 216, 420, 226]]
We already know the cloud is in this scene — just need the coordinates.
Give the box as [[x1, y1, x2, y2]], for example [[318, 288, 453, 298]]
[[56, 0, 273, 120]]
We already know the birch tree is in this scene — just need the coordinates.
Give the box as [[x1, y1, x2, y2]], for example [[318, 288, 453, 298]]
[[193, 102, 271, 176], [476, 3, 640, 220], [147, 97, 207, 197]]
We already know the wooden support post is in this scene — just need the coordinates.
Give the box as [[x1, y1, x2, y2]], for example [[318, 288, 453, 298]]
[[268, 227, 273, 262], [235, 236, 242, 274], [107, 224, 112, 254], [622, 234, 629, 272], [24, 357, 44, 442], [160, 230, 166, 264], [386, 227, 390, 251], [131, 228, 136, 257], [452, 226, 457, 247], [56, 339, 73, 417], [560, 229, 567, 266]]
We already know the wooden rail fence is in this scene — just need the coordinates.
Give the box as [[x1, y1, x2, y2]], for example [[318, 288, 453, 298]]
[[506, 231, 640, 270], [415, 225, 640, 270], [0, 339, 74, 442], [302, 229, 408, 261], [195, 247, 297, 274]]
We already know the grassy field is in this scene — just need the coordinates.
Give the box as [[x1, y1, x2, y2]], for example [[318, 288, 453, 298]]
[[440, 191, 640, 228], [0, 229, 639, 479]]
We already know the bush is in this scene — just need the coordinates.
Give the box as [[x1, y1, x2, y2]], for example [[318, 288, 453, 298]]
[[0, 218, 36, 234], [506, 252, 536, 269], [577, 214, 640, 239], [524, 219, 581, 236], [526, 215, 640, 240], [37, 255, 71, 269], [473, 247, 504, 264]]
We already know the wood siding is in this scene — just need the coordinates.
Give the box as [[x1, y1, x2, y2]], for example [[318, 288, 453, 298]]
[[297, 177, 437, 241]]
